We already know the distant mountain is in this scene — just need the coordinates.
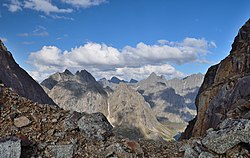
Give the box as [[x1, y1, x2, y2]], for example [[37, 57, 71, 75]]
[[41, 69, 109, 116], [137, 72, 204, 125], [0, 40, 55, 105], [99, 77, 138, 89], [109, 76, 127, 84], [42, 70, 176, 140], [129, 78, 138, 83], [108, 83, 175, 140]]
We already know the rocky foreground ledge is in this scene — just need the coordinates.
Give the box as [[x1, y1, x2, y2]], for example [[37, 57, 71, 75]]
[[0, 84, 182, 158], [1, 84, 250, 158]]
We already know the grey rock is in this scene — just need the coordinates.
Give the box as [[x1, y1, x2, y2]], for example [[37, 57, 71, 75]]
[[47, 144, 74, 158], [202, 118, 250, 154], [77, 112, 113, 140], [63, 111, 82, 131], [198, 152, 214, 158], [183, 147, 199, 158], [102, 143, 134, 158], [0, 137, 21, 158]]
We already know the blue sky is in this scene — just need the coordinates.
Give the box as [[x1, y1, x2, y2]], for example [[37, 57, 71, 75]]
[[1, 0, 250, 81]]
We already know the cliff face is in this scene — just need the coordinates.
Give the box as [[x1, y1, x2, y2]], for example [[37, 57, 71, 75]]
[[181, 19, 250, 139], [0, 40, 55, 105]]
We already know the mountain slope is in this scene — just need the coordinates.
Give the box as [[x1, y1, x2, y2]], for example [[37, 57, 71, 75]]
[[108, 83, 175, 140], [41, 70, 109, 115], [137, 73, 204, 124], [0, 40, 54, 105]]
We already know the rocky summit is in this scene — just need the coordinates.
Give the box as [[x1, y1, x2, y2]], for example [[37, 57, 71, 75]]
[[0, 40, 54, 105], [181, 19, 250, 139], [41, 69, 109, 116]]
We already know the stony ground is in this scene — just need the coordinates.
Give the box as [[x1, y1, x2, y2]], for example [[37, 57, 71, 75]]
[[1, 83, 249, 158], [0, 84, 183, 158]]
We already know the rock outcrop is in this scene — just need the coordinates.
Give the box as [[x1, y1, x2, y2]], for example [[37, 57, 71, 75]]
[[108, 83, 175, 140], [0, 40, 55, 105], [181, 19, 250, 139], [179, 118, 250, 157], [41, 69, 109, 116]]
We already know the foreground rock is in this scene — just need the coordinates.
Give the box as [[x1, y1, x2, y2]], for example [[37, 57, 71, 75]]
[[0, 84, 183, 157], [0, 40, 55, 105], [180, 118, 250, 158], [181, 19, 250, 139], [0, 137, 21, 158], [202, 118, 250, 154]]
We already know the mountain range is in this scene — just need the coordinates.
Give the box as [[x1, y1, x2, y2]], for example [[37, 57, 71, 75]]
[[0, 19, 250, 157], [40, 67, 204, 140]]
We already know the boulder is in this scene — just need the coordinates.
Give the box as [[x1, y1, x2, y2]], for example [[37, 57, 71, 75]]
[[77, 112, 113, 140], [0, 137, 21, 158], [202, 118, 250, 154]]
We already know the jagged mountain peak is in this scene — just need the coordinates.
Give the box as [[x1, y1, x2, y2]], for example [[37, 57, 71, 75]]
[[0, 40, 7, 52], [231, 18, 250, 53], [63, 69, 73, 75], [148, 72, 157, 78], [75, 69, 96, 82], [129, 78, 138, 83], [109, 76, 127, 84]]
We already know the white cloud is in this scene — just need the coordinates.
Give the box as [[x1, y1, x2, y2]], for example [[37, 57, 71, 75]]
[[0, 37, 8, 42], [61, 0, 107, 8], [18, 26, 49, 37], [23, 0, 73, 14], [21, 41, 35, 45], [99, 64, 185, 81], [4, 0, 107, 15], [27, 38, 215, 82], [3, 0, 22, 12]]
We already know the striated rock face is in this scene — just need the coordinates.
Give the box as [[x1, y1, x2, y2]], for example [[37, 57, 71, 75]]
[[181, 19, 250, 139], [41, 69, 109, 116], [137, 72, 203, 125], [108, 83, 175, 140], [0, 40, 55, 105]]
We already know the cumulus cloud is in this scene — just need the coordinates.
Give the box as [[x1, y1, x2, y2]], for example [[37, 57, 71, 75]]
[[23, 0, 72, 14], [61, 0, 107, 8], [3, 0, 22, 12], [4, 0, 107, 15], [27, 38, 215, 82]]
